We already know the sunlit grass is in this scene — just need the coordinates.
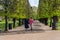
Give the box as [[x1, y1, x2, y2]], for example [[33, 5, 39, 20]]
[[48, 19, 60, 30], [0, 21, 19, 31]]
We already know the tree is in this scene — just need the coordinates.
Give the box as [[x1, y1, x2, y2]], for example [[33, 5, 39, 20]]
[[32, 6, 38, 19], [0, 0, 32, 31], [38, 0, 60, 30], [38, 0, 49, 25]]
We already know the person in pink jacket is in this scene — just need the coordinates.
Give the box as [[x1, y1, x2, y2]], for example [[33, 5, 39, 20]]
[[29, 17, 34, 30]]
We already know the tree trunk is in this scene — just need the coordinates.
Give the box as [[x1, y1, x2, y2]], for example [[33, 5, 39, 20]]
[[44, 18, 48, 25], [22, 19, 24, 24], [13, 18, 16, 28], [39, 18, 44, 23], [50, 18, 52, 27], [52, 16, 58, 30], [4, 16, 8, 31], [18, 18, 21, 26], [39, 18, 48, 25]]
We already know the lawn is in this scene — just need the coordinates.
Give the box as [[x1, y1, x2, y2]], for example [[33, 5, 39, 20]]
[[0, 21, 19, 31], [48, 19, 60, 30], [57, 22, 60, 30]]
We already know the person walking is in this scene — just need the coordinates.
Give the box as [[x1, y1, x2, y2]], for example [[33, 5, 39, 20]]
[[24, 19, 29, 30], [29, 17, 34, 30]]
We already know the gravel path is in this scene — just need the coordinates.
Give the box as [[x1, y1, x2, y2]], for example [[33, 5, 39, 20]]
[[0, 20, 60, 40]]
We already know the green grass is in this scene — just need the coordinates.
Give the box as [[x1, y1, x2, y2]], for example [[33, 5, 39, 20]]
[[57, 22, 60, 30], [0, 21, 19, 31], [0, 23, 5, 31], [48, 19, 60, 30]]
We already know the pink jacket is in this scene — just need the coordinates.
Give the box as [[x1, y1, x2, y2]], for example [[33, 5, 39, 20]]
[[29, 19, 34, 25]]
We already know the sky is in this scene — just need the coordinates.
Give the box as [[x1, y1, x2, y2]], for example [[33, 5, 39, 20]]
[[28, 0, 39, 7]]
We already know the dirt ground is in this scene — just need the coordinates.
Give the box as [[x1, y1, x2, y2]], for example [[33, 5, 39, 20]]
[[0, 20, 60, 40]]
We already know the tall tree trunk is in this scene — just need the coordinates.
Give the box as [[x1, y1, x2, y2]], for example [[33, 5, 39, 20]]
[[39, 18, 44, 23], [52, 16, 58, 30], [4, 16, 8, 31], [44, 18, 48, 25], [13, 18, 16, 28], [18, 18, 21, 26], [39, 18, 43, 23], [42, 18, 45, 24], [50, 18, 52, 27], [22, 19, 24, 24], [40, 18, 48, 25]]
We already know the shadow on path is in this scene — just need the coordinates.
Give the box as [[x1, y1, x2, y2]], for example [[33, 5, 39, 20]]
[[0, 29, 45, 36]]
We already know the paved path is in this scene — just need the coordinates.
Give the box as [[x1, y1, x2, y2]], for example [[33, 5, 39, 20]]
[[0, 20, 60, 40]]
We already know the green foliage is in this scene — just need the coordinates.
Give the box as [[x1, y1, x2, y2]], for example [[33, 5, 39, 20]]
[[32, 6, 38, 19], [11, 0, 32, 19], [38, 0, 60, 18], [38, 0, 49, 18], [0, 0, 32, 19]]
